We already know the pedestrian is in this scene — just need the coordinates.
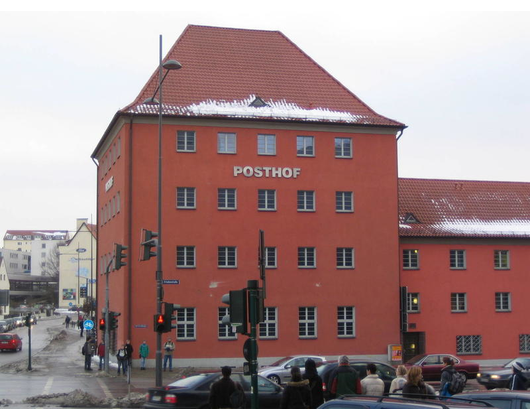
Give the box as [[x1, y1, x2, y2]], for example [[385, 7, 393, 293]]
[[327, 355, 362, 399], [361, 363, 385, 396], [139, 340, 149, 370], [209, 366, 246, 409], [280, 366, 312, 409], [79, 320, 84, 337], [402, 366, 428, 399], [163, 338, 175, 372], [510, 361, 528, 390], [125, 339, 134, 369], [116, 343, 128, 375], [302, 358, 324, 408], [389, 365, 408, 395], [65, 315, 70, 329], [82, 336, 95, 371], [440, 356, 457, 396], [97, 341, 105, 371]]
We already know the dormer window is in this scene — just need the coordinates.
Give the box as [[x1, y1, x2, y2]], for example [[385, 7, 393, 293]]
[[404, 213, 420, 224], [250, 96, 268, 108]]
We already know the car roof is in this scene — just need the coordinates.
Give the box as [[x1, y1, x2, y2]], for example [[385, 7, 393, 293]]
[[457, 390, 530, 398], [319, 395, 492, 409]]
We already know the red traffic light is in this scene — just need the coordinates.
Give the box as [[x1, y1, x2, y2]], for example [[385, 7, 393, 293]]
[[156, 314, 164, 324], [99, 318, 106, 330]]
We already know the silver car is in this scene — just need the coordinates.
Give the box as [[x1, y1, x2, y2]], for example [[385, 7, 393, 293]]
[[258, 355, 327, 384]]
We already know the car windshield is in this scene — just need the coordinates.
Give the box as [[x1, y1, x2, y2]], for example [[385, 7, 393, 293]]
[[167, 374, 214, 388], [269, 357, 293, 367], [406, 354, 426, 364], [504, 358, 530, 369], [0, 335, 13, 339]]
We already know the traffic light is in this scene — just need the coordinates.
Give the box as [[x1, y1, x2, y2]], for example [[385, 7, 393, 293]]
[[221, 289, 248, 334], [140, 229, 158, 261], [99, 318, 106, 331], [109, 311, 120, 331], [154, 313, 167, 333], [114, 243, 128, 270], [80, 287, 87, 298], [164, 302, 179, 331], [25, 314, 32, 327]]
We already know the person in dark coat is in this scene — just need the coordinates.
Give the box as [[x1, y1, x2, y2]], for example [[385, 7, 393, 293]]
[[510, 361, 528, 390], [402, 366, 428, 399], [280, 366, 312, 409], [327, 355, 362, 399], [209, 366, 245, 408], [303, 358, 324, 408], [440, 356, 457, 396]]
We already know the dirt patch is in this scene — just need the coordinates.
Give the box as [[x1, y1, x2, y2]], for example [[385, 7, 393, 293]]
[[22, 389, 145, 408]]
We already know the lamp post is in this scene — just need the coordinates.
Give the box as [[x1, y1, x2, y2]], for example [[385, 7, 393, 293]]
[[144, 35, 181, 387]]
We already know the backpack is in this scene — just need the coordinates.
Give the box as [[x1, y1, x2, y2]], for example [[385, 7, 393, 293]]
[[448, 371, 467, 394]]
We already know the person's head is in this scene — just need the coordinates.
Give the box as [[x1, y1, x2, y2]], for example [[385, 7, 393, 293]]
[[367, 363, 377, 375], [290, 366, 303, 382], [305, 358, 317, 374], [126, 339, 131, 344], [513, 361, 524, 373], [396, 365, 408, 377], [338, 355, 349, 365], [442, 357, 454, 366], [221, 366, 232, 377], [407, 366, 423, 386]]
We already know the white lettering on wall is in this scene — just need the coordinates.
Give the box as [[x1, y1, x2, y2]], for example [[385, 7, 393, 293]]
[[233, 166, 301, 179], [105, 176, 114, 192]]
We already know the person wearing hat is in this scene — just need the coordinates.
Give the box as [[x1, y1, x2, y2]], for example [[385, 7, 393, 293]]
[[510, 361, 528, 390]]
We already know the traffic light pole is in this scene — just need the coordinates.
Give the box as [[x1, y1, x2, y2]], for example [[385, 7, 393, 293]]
[[247, 280, 259, 409], [104, 258, 113, 374]]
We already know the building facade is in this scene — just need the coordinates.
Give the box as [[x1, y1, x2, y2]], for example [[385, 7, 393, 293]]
[[92, 25, 406, 366]]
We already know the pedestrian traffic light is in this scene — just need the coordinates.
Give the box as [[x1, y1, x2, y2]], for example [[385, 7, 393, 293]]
[[99, 318, 106, 331], [114, 243, 128, 270], [221, 289, 248, 335], [109, 311, 120, 331], [140, 229, 158, 261], [154, 313, 167, 333]]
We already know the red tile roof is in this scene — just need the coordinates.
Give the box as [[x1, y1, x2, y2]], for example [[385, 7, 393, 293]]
[[121, 25, 405, 127], [399, 178, 530, 238]]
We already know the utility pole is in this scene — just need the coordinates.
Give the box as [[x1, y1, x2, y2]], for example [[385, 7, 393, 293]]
[[247, 279, 260, 409]]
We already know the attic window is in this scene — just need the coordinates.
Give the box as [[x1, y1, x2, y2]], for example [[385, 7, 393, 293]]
[[404, 213, 420, 224], [250, 96, 269, 108]]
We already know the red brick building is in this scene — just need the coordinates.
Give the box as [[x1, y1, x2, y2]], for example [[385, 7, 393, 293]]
[[92, 25, 406, 366], [399, 179, 530, 362]]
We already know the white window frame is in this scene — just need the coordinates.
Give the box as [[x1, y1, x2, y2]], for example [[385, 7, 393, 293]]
[[176, 246, 196, 268], [218, 246, 237, 268], [403, 249, 419, 269], [259, 307, 278, 339], [258, 134, 276, 155], [456, 335, 482, 355], [218, 132, 237, 154], [495, 292, 511, 312], [176, 187, 196, 209], [218, 307, 237, 340], [265, 247, 277, 268], [337, 248, 355, 269], [297, 190, 315, 212], [407, 293, 420, 313], [258, 189, 276, 211], [299, 307, 317, 338], [298, 247, 316, 268], [450, 249, 466, 269], [520, 334, 530, 353], [176, 308, 196, 340], [337, 306, 356, 338], [296, 136, 315, 157], [451, 293, 467, 312], [177, 130, 196, 152], [336, 191, 354, 213], [494, 250, 510, 270], [335, 137, 352, 158], [218, 188, 237, 210]]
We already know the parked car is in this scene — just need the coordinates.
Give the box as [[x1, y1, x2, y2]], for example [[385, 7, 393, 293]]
[[317, 395, 494, 409], [452, 390, 530, 409], [477, 357, 530, 390], [0, 333, 23, 352], [405, 354, 480, 381], [0, 321, 8, 333], [145, 372, 283, 408], [258, 355, 327, 384], [317, 360, 397, 396]]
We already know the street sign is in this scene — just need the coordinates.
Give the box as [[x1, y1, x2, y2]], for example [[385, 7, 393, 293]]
[[162, 280, 180, 285], [83, 320, 94, 330], [76, 248, 87, 253]]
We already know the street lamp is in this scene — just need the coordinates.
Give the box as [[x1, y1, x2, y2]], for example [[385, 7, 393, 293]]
[[144, 35, 182, 387]]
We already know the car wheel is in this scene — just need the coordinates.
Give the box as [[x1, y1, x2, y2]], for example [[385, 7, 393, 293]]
[[268, 375, 281, 384]]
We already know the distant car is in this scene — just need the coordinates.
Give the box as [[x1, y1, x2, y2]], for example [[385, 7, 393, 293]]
[[477, 357, 530, 390], [405, 354, 480, 381], [451, 390, 530, 409], [317, 361, 397, 396], [0, 333, 23, 352], [144, 372, 283, 409], [0, 321, 8, 333], [317, 395, 494, 409], [258, 355, 327, 384]]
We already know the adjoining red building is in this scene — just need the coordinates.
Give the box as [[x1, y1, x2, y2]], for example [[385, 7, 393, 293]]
[[399, 178, 530, 363], [91, 25, 406, 366]]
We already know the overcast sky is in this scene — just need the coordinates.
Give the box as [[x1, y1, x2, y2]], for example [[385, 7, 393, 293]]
[[1, 3, 529, 238]]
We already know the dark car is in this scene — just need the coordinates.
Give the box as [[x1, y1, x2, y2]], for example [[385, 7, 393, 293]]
[[145, 372, 283, 408], [317, 360, 396, 396], [451, 390, 530, 409], [405, 353, 480, 381], [0, 333, 23, 352], [477, 357, 530, 390], [317, 395, 494, 409]]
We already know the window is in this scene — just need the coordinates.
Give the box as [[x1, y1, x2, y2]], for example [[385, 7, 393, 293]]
[[218, 308, 236, 340], [335, 137, 352, 158], [218, 188, 237, 210], [218, 133, 236, 154], [456, 335, 482, 355], [259, 307, 278, 339], [176, 246, 196, 268], [258, 134, 276, 155], [520, 334, 530, 353], [298, 247, 316, 268], [450, 250, 466, 269], [297, 136, 314, 157], [177, 130, 196, 152], [451, 293, 467, 312], [258, 189, 276, 211], [218, 246, 237, 268], [495, 292, 511, 312], [176, 308, 196, 340], [297, 190, 315, 212], [407, 293, 420, 313], [337, 248, 355, 269], [176, 187, 196, 209], [265, 247, 277, 268], [337, 306, 356, 338], [336, 191, 354, 213], [299, 307, 317, 338], [494, 250, 510, 269], [403, 249, 419, 269]]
